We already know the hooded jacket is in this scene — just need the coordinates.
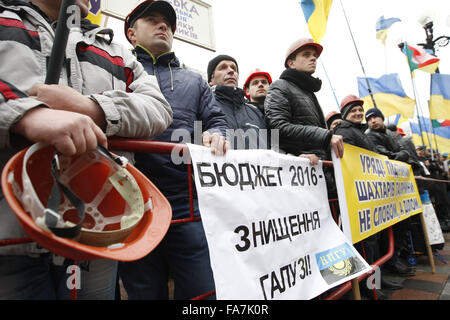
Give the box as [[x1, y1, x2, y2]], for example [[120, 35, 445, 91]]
[[132, 46, 228, 204], [0, 0, 173, 256], [264, 69, 332, 159], [212, 85, 267, 150]]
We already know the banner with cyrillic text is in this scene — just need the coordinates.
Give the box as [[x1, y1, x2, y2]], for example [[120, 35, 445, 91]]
[[332, 143, 423, 244], [187, 144, 371, 300]]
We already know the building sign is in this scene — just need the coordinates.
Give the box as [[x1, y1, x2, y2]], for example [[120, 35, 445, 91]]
[[101, 0, 216, 51]]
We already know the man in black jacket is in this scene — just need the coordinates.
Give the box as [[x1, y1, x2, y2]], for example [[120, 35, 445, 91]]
[[365, 108, 410, 162], [264, 38, 343, 161], [207, 55, 268, 150]]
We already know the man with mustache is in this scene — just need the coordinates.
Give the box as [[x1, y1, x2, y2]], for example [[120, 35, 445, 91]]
[[0, 0, 172, 299], [207, 55, 268, 150], [120, 0, 229, 300]]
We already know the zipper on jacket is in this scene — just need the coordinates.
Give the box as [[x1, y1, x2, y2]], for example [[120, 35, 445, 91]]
[[135, 45, 176, 91], [168, 59, 174, 91]]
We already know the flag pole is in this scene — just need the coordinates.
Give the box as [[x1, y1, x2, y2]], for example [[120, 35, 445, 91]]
[[408, 70, 432, 149], [339, 0, 378, 109], [428, 76, 440, 158], [320, 59, 340, 108], [429, 103, 440, 158]]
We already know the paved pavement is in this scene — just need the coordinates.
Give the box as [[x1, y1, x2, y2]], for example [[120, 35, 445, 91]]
[[119, 232, 450, 300], [380, 231, 450, 300]]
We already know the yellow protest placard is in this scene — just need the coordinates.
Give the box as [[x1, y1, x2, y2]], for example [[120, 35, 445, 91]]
[[333, 144, 423, 244]]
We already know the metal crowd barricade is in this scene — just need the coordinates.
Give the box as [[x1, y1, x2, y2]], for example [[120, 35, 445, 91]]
[[321, 160, 395, 300], [1, 139, 447, 300]]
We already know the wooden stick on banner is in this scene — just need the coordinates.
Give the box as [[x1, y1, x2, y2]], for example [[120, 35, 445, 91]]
[[419, 212, 436, 274], [351, 278, 361, 300]]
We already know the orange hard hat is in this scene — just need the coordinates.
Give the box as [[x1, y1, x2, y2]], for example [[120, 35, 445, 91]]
[[1, 143, 172, 261], [397, 128, 406, 136], [243, 69, 272, 89], [325, 111, 342, 129], [243, 69, 272, 98], [340, 94, 364, 110], [284, 38, 323, 68]]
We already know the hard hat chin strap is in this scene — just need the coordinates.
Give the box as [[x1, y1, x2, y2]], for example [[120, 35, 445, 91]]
[[44, 145, 128, 239], [45, 153, 85, 239]]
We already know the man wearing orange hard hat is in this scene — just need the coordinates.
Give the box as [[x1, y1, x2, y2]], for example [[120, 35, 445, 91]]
[[265, 38, 344, 164], [243, 69, 272, 115]]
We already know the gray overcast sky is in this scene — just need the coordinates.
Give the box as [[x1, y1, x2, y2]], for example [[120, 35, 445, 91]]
[[106, 0, 450, 118]]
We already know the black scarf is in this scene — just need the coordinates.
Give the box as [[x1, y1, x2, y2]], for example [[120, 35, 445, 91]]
[[280, 68, 322, 93]]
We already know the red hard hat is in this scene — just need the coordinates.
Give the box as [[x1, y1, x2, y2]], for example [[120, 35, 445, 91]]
[[325, 111, 341, 124], [1, 143, 172, 261], [284, 38, 323, 68], [340, 94, 364, 110], [397, 128, 406, 136], [124, 0, 177, 43], [325, 111, 342, 129], [243, 69, 272, 89]]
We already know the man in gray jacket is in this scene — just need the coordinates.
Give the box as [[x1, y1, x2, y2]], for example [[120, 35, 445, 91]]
[[0, 0, 172, 299]]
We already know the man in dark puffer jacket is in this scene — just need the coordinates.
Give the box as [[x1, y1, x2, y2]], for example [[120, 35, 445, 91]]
[[264, 38, 344, 161]]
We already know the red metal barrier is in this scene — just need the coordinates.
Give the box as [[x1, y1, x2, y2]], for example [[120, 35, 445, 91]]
[[320, 160, 396, 300]]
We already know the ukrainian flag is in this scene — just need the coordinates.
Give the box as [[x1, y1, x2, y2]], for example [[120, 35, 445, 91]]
[[410, 116, 450, 154], [358, 74, 415, 119], [430, 73, 450, 120], [375, 16, 401, 45], [86, 0, 102, 26], [300, 0, 333, 43]]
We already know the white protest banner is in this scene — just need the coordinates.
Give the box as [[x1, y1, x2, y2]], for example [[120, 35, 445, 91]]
[[187, 144, 371, 300], [423, 203, 445, 245]]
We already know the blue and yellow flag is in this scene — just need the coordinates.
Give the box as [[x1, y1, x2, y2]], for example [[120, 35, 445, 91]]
[[358, 74, 415, 119], [86, 0, 102, 25], [430, 73, 450, 120], [300, 0, 333, 43], [410, 116, 450, 154], [375, 16, 400, 45]]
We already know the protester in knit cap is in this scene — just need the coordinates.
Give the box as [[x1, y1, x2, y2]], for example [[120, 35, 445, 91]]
[[207, 55, 239, 85], [365, 107, 384, 122], [207, 54, 267, 150]]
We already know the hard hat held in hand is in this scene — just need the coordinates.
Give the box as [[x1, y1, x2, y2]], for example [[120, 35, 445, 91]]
[[1, 142, 172, 261]]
